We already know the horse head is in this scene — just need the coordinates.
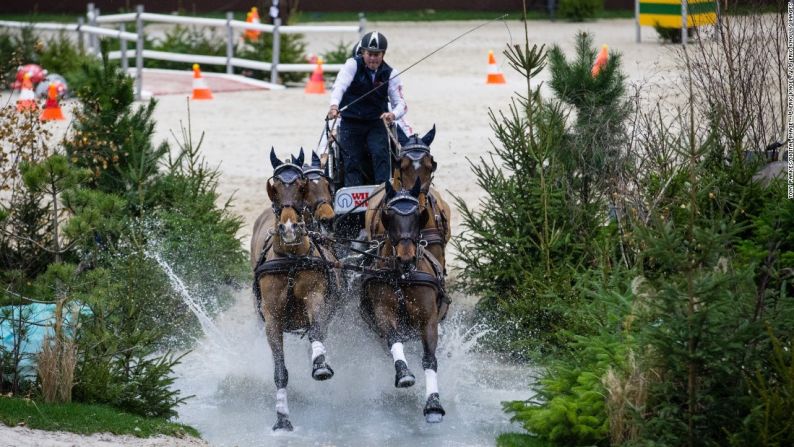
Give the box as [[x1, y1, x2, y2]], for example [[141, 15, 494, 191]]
[[381, 178, 428, 270], [268, 147, 307, 245], [394, 125, 437, 194], [301, 150, 335, 233]]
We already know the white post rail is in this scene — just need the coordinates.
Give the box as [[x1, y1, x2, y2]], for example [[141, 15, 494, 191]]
[[0, 4, 364, 98]]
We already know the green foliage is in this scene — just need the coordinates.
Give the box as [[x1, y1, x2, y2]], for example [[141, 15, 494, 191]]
[[64, 47, 168, 213], [144, 24, 308, 84], [557, 0, 603, 21], [0, 396, 199, 438], [496, 432, 554, 447], [236, 32, 308, 84], [730, 330, 794, 447], [322, 40, 354, 65], [70, 256, 190, 418], [38, 33, 101, 92], [454, 34, 630, 357], [505, 334, 622, 445], [145, 26, 226, 72]]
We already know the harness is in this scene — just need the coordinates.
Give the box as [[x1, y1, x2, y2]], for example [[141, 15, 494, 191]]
[[368, 187, 449, 254], [359, 192, 450, 333], [252, 234, 340, 331]]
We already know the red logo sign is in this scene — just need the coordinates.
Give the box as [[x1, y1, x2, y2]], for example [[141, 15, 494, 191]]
[[352, 192, 369, 207]]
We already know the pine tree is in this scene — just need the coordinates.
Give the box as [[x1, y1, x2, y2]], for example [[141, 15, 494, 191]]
[[64, 43, 168, 214]]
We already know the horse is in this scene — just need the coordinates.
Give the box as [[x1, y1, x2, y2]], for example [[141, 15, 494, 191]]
[[250, 148, 341, 431], [296, 150, 336, 235], [360, 178, 449, 424], [365, 125, 452, 270]]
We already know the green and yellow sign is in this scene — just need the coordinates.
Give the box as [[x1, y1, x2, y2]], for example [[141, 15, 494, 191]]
[[638, 0, 717, 28]]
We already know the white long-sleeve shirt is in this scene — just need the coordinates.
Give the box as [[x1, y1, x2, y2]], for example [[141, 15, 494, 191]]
[[330, 58, 407, 120]]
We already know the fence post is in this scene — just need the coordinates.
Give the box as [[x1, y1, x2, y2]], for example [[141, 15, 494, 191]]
[[547, 0, 556, 21], [635, 0, 641, 43], [226, 11, 234, 75], [271, 17, 281, 85], [714, 0, 721, 41], [681, 0, 688, 46], [87, 3, 95, 55], [358, 12, 366, 37], [135, 4, 144, 100], [77, 17, 84, 52], [120, 24, 128, 72]]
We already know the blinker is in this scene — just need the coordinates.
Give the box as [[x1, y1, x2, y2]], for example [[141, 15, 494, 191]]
[[273, 164, 303, 184]]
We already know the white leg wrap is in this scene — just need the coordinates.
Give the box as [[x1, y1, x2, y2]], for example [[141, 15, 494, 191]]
[[275, 388, 289, 415], [424, 369, 439, 398], [311, 341, 326, 362], [390, 342, 407, 364]]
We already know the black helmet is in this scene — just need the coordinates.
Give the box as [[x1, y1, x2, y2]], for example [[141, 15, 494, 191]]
[[360, 31, 387, 53], [352, 41, 362, 58]]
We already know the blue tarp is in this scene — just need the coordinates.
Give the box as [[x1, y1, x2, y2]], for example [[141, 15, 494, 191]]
[[0, 303, 84, 377]]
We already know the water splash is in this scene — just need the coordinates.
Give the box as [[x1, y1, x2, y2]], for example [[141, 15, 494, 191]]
[[171, 285, 535, 447], [145, 249, 228, 347]]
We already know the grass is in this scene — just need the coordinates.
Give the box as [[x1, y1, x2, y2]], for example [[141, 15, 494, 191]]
[[0, 396, 200, 439], [497, 432, 554, 447], [0, 9, 636, 25]]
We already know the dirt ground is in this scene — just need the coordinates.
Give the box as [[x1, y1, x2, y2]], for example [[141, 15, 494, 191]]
[[0, 18, 681, 446]]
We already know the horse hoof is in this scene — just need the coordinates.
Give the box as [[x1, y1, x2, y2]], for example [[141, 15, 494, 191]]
[[425, 412, 443, 423], [272, 413, 293, 431], [312, 355, 334, 381], [394, 360, 415, 388], [423, 393, 445, 423]]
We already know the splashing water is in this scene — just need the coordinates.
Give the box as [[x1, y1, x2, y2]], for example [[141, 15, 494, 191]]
[[169, 279, 536, 446], [146, 250, 228, 347]]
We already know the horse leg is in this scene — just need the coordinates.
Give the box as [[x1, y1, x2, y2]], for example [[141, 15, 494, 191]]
[[407, 291, 445, 423], [421, 321, 445, 423], [265, 320, 292, 431], [371, 285, 415, 388], [305, 285, 334, 381]]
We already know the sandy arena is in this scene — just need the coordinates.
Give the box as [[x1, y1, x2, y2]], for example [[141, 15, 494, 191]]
[[0, 18, 680, 446]]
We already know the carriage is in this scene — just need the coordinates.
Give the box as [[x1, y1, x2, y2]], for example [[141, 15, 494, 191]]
[[251, 122, 452, 430]]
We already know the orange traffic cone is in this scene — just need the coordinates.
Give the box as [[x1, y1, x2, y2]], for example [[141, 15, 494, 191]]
[[191, 64, 213, 100], [592, 45, 609, 78], [245, 7, 261, 41], [40, 84, 65, 121], [305, 57, 326, 94], [486, 50, 506, 84], [16, 73, 38, 112]]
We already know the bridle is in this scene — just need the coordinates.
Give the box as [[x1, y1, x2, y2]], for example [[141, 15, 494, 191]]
[[396, 143, 436, 195], [382, 192, 426, 270], [302, 167, 335, 213], [270, 163, 308, 245]]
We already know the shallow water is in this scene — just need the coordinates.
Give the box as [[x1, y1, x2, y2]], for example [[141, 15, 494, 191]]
[[171, 284, 535, 447]]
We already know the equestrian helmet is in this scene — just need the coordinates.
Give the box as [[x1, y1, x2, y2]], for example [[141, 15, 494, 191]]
[[360, 31, 387, 53]]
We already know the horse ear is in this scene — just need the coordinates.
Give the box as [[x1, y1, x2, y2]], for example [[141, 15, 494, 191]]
[[410, 177, 421, 198], [312, 151, 321, 168], [270, 147, 282, 169], [266, 178, 276, 201], [385, 180, 396, 200], [296, 148, 305, 166], [421, 125, 436, 147], [396, 125, 409, 145]]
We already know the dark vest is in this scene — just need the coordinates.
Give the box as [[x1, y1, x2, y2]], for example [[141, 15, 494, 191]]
[[340, 57, 392, 121]]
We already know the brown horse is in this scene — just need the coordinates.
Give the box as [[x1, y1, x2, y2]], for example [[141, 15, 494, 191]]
[[298, 150, 335, 234], [365, 126, 452, 269], [250, 148, 340, 431], [360, 179, 449, 424]]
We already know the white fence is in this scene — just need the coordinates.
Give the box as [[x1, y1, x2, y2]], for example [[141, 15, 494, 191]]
[[0, 3, 365, 99]]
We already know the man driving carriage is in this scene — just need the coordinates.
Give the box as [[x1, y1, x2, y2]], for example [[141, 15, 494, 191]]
[[327, 31, 407, 187]]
